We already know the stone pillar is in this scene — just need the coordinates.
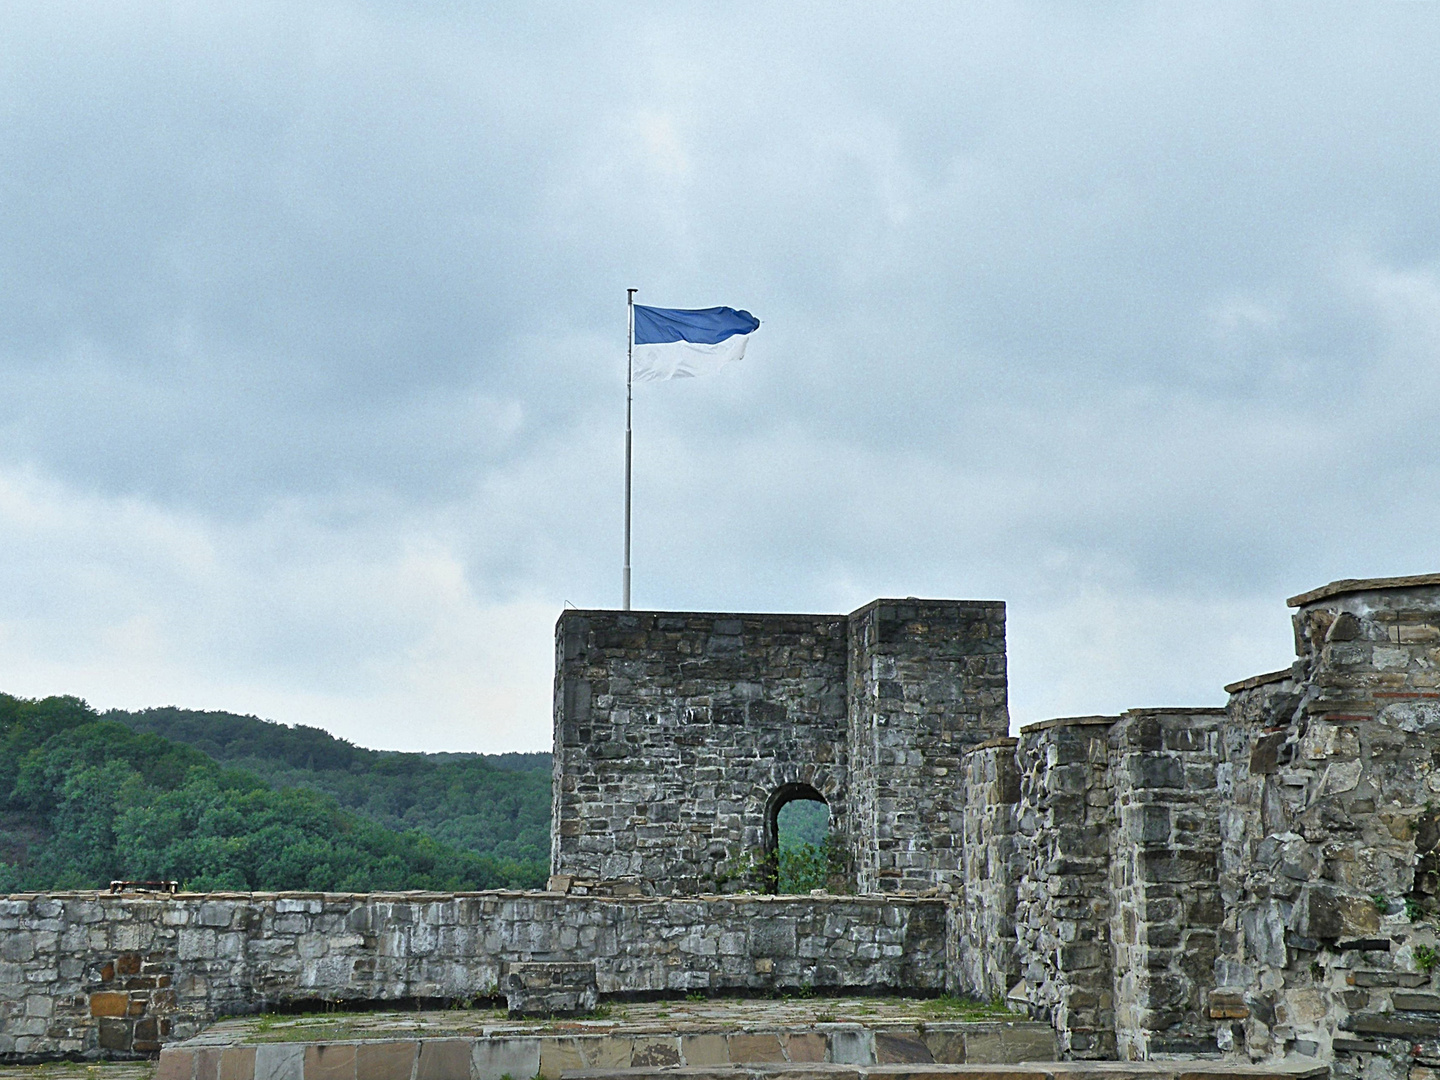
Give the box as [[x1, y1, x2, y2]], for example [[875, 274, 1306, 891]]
[[1108, 708, 1225, 1059], [847, 599, 1009, 894], [1014, 716, 1118, 1059], [955, 738, 1022, 1000]]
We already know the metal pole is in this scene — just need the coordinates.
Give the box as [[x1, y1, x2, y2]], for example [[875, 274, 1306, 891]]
[[624, 288, 636, 610]]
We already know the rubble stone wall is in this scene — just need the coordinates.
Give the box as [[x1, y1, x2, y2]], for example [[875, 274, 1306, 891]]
[[1213, 580, 1440, 1080], [1014, 717, 1119, 1059], [955, 739, 1021, 1000], [0, 891, 949, 1061]]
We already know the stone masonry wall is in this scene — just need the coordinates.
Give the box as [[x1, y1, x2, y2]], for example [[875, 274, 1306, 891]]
[[847, 601, 1009, 894], [1213, 578, 1440, 1080], [551, 600, 1008, 896], [955, 739, 1021, 1001], [1108, 709, 1225, 1059], [1014, 717, 1118, 1059], [551, 611, 850, 893], [0, 890, 949, 1061]]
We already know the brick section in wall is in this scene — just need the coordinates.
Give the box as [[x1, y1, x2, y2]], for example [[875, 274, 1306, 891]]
[[1014, 717, 1118, 1060], [0, 891, 950, 1061], [1108, 709, 1225, 1059]]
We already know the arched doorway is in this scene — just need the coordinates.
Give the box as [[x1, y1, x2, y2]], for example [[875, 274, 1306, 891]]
[[763, 782, 831, 894]]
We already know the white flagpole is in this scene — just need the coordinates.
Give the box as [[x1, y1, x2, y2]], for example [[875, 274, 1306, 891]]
[[623, 288, 636, 610]]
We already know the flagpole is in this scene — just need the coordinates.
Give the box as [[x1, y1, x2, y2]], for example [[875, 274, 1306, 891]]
[[624, 288, 636, 610]]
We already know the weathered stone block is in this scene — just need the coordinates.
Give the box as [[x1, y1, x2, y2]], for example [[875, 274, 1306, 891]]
[[355, 1042, 418, 1080]]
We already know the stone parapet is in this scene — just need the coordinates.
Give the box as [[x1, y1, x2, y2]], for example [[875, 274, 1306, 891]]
[[0, 891, 949, 1061]]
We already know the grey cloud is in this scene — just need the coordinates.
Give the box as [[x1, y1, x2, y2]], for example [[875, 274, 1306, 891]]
[[1, 2, 1438, 746]]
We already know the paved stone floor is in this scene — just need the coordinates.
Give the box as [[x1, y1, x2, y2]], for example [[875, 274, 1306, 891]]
[[0, 1065, 154, 1080], [182, 997, 1021, 1044]]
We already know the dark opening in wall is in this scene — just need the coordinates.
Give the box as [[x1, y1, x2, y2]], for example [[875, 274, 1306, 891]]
[[764, 783, 831, 894]]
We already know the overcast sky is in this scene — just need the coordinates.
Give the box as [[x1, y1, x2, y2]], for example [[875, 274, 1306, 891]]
[[2, 3, 1437, 752]]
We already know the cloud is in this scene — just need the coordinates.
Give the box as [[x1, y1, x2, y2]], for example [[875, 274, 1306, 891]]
[[1, 2, 1439, 747]]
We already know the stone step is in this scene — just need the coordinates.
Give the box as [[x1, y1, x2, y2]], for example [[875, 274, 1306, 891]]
[[156, 1019, 1058, 1080]]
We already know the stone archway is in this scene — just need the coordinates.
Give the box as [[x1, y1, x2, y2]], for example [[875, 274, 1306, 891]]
[[762, 782, 829, 893]]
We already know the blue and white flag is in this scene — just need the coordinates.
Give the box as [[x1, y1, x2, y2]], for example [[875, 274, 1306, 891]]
[[632, 304, 760, 381]]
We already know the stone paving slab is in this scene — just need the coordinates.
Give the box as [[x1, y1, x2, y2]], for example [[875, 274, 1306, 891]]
[[179, 1001, 1028, 1045], [0, 1066, 154, 1080]]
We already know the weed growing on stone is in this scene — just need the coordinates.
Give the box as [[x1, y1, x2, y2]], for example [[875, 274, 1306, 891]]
[[918, 995, 1021, 1020], [1416, 945, 1439, 973], [1374, 894, 1391, 913]]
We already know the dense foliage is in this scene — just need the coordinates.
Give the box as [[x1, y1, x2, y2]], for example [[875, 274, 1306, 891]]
[[776, 798, 834, 894], [0, 694, 543, 893], [106, 706, 550, 879]]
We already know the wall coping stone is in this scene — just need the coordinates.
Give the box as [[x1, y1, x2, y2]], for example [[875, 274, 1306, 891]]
[[1017, 715, 1119, 734], [1, 889, 948, 907], [558, 600, 1006, 621], [966, 738, 1019, 754], [1121, 707, 1227, 718], [1287, 572, 1440, 607], [1223, 669, 1294, 695]]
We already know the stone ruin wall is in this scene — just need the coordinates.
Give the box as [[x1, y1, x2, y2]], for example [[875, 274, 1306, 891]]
[[0, 891, 948, 1061], [1212, 580, 1440, 1080], [950, 708, 1225, 1060], [9, 574, 1440, 1070]]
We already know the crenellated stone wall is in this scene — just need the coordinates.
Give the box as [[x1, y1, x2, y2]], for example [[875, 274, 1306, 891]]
[[953, 711, 1225, 1061], [0, 891, 950, 1061]]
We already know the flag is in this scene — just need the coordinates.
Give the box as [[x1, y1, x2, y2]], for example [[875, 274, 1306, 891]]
[[632, 304, 760, 381]]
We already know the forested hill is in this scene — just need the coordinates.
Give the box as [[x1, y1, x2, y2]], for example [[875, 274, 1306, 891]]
[[104, 706, 552, 880], [0, 694, 546, 892]]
